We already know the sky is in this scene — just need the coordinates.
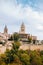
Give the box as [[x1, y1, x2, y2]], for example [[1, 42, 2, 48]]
[[0, 0, 43, 40]]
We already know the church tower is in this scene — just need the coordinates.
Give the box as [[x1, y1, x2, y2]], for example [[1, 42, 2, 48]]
[[4, 25, 8, 34], [19, 22, 25, 34]]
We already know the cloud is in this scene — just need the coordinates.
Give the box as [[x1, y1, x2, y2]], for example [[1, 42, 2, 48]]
[[0, 0, 43, 39], [37, 24, 43, 31]]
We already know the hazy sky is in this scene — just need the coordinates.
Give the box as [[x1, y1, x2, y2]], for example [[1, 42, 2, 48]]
[[0, 0, 43, 40]]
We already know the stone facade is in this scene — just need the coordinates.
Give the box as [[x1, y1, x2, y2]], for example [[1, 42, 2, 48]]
[[19, 22, 25, 34], [4, 25, 8, 34], [19, 22, 37, 41], [0, 25, 10, 42]]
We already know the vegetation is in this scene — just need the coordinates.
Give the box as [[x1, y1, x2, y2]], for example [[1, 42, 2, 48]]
[[8, 33, 19, 41], [0, 41, 43, 65], [28, 37, 32, 43], [0, 34, 43, 65], [32, 40, 36, 44]]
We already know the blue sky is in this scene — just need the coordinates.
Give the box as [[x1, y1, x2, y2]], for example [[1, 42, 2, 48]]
[[0, 0, 43, 40]]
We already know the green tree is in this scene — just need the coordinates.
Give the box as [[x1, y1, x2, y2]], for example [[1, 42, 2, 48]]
[[11, 42, 21, 54], [1, 49, 14, 64], [20, 53, 30, 65], [41, 55, 43, 65], [33, 40, 36, 44], [0, 54, 7, 65], [28, 37, 32, 43], [8, 33, 19, 42], [40, 51, 43, 55], [13, 33, 19, 41], [40, 51, 43, 65], [30, 51, 42, 65]]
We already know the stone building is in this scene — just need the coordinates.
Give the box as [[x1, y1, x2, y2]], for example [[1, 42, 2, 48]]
[[19, 22, 30, 41], [19, 22, 37, 42], [0, 23, 37, 43], [0, 25, 10, 42], [19, 22, 25, 34], [4, 25, 8, 34]]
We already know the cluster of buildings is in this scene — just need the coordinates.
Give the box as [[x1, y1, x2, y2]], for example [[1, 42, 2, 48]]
[[0, 22, 43, 54], [0, 25, 10, 42], [0, 22, 37, 43]]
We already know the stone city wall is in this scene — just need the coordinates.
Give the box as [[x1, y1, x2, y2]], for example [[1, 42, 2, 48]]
[[20, 44, 43, 51]]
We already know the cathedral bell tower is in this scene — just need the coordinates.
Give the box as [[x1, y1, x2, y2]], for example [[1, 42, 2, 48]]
[[19, 22, 25, 34], [4, 25, 8, 34]]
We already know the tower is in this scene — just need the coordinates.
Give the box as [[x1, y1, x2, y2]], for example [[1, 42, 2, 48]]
[[4, 25, 8, 34], [19, 22, 25, 34]]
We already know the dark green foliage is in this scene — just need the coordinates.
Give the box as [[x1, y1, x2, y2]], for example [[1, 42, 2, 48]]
[[28, 37, 32, 43], [1, 49, 14, 64], [40, 51, 43, 55], [0, 33, 43, 65], [8, 33, 19, 42], [33, 40, 36, 44], [0, 43, 43, 65], [20, 53, 30, 65], [40, 51, 43, 64], [13, 33, 19, 41], [30, 51, 42, 65]]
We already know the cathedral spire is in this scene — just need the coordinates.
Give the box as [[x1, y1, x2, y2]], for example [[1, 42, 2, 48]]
[[4, 25, 8, 34], [19, 22, 25, 34]]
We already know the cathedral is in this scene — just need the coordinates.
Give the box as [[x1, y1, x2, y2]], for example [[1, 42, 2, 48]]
[[4, 25, 8, 34], [0, 22, 37, 42], [19, 22, 30, 41], [19, 22, 25, 34], [19, 22, 37, 41], [0, 25, 10, 41]]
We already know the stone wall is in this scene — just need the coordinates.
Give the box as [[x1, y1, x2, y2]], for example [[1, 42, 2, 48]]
[[20, 44, 43, 51]]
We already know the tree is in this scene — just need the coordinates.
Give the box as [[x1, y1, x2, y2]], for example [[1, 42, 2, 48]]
[[40, 51, 43, 55], [1, 49, 14, 64], [33, 40, 36, 44], [13, 54, 22, 64], [31, 55, 42, 65], [13, 33, 19, 42], [12, 42, 21, 54], [40, 51, 43, 65], [30, 51, 42, 65], [41, 55, 43, 65], [0, 55, 6, 65], [0, 54, 7, 65], [20, 53, 30, 65], [28, 37, 32, 43], [8, 33, 19, 42]]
